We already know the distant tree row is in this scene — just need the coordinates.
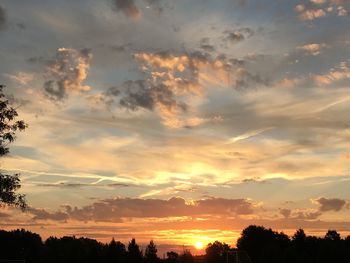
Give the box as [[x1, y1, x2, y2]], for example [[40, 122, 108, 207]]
[[1, 226, 350, 263], [0, 229, 194, 263], [236, 225, 350, 263]]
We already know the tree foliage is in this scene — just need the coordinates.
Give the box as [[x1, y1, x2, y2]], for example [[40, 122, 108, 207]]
[[145, 240, 159, 263], [1, 226, 350, 263], [0, 84, 27, 209], [127, 238, 143, 263], [205, 241, 230, 263]]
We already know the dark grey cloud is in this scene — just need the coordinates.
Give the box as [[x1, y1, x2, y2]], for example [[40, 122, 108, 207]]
[[29, 207, 69, 222], [43, 48, 92, 101], [279, 208, 291, 218], [109, 43, 131, 53], [16, 22, 26, 30], [315, 197, 347, 212], [200, 44, 215, 52], [224, 28, 254, 43], [199, 38, 215, 52], [226, 32, 245, 42], [294, 211, 322, 220], [113, 0, 140, 18], [26, 56, 45, 64], [112, 0, 165, 18], [0, 211, 10, 218], [106, 80, 187, 113], [0, 5, 6, 30], [29, 197, 254, 222], [91, 50, 266, 122]]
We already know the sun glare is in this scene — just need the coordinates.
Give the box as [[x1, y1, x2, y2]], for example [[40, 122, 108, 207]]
[[194, 241, 204, 250]]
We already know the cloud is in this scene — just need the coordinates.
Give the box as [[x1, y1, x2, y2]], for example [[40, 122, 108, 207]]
[[43, 48, 92, 101], [299, 8, 327, 20], [294, 210, 322, 220], [297, 43, 327, 56], [279, 208, 292, 218], [133, 50, 264, 98], [313, 61, 350, 86], [108, 79, 188, 113], [294, 0, 349, 20], [36, 182, 131, 188], [225, 32, 245, 42], [229, 127, 274, 143], [143, 0, 164, 14], [278, 208, 322, 220], [295, 4, 306, 13], [224, 28, 254, 44], [112, 0, 165, 19], [29, 197, 254, 222], [329, 0, 350, 4], [113, 0, 141, 19], [199, 38, 215, 52], [336, 5, 348, 16], [4, 72, 34, 85], [94, 51, 265, 128], [0, 5, 5, 30], [29, 207, 69, 221], [310, 0, 327, 4], [276, 61, 350, 88], [314, 197, 347, 212], [0, 212, 10, 218]]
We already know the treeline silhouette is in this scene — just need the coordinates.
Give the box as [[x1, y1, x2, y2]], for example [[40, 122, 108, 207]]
[[1, 225, 350, 263]]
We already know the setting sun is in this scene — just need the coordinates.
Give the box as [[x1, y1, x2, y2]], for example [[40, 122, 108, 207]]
[[1, 0, 350, 262], [194, 241, 204, 250]]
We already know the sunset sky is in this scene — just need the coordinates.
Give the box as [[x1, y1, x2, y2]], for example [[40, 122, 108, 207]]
[[1, 0, 350, 254]]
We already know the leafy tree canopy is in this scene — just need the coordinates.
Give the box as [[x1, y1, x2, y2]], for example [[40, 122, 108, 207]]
[[0, 84, 27, 210]]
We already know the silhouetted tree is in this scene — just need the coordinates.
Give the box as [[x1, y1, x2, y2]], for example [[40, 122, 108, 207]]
[[0, 85, 27, 209], [106, 238, 127, 263], [0, 226, 350, 263], [0, 229, 43, 263], [286, 229, 310, 263], [237, 225, 290, 263], [44, 236, 103, 263], [127, 238, 143, 263], [145, 240, 159, 263], [166, 251, 179, 263], [324, 230, 341, 241], [178, 250, 194, 263], [292, 229, 306, 243], [205, 241, 230, 263]]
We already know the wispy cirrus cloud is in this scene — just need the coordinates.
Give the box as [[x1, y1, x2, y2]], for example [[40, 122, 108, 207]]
[[4, 72, 34, 85]]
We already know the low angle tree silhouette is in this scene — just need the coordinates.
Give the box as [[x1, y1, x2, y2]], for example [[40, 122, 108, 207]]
[[106, 238, 127, 263], [165, 251, 179, 263], [205, 241, 230, 263], [127, 238, 143, 263], [145, 240, 159, 263], [0, 84, 27, 210], [1, 226, 350, 263]]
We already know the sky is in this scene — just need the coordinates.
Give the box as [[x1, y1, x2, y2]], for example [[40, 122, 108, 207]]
[[1, 0, 350, 254]]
